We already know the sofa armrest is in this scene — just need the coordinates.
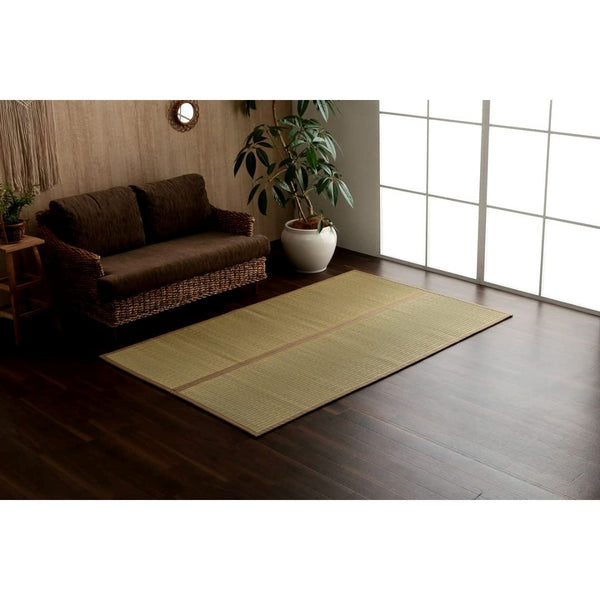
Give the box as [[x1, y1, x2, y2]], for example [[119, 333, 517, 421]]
[[210, 205, 255, 236], [36, 212, 104, 302]]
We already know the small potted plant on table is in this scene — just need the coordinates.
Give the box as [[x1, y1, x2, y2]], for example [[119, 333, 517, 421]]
[[0, 183, 38, 244], [234, 100, 354, 273]]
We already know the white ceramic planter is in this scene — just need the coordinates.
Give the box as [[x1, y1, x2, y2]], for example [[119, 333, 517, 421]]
[[280, 219, 338, 273]]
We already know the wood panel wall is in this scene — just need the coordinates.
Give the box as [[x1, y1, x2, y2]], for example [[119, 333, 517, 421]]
[[28, 100, 293, 241]]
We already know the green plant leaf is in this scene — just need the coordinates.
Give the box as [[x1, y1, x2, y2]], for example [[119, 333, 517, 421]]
[[323, 101, 338, 117], [338, 180, 354, 207], [275, 178, 291, 192], [258, 189, 268, 215], [306, 147, 318, 169], [300, 167, 309, 189], [297, 100, 309, 116], [290, 138, 305, 150], [247, 183, 260, 204], [315, 100, 329, 121], [252, 127, 264, 143], [242, 100, 256, 116], [267, 163, 276, 175], [304, 119, 321, 130], [272, 186, 284, 207], [256, 147, 270, 167], [285, 164, 296, 184], [314, 144, 329, 161], [233, 151, 246, 175], [234, 148, 245, 162], [280, 116, 301, 128], [319, 163, 333, 176], [315, 178, 328, 194], [322, 135, 336, 159], [246, 152, 256, 178], [317, 218, 324, 233], [327, 181, 335, 203]]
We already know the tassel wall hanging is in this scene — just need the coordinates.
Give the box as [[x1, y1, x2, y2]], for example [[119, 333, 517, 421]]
[[0, 100, 60, 192]]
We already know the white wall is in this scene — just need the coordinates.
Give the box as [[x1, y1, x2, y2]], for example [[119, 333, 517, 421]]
[[326, 100, 380, 256]]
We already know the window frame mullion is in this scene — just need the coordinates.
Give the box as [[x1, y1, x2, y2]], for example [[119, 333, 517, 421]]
[[538, 100, 553, 297], [425, 100, 430, 267], [476, 100, 491, 283]]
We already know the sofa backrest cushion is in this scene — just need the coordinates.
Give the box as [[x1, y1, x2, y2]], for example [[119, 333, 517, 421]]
[[130, 173, 213, 243], [48, 186, 146, 256]]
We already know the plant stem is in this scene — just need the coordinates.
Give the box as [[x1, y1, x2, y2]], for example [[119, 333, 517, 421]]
[[271, 101, 314, 221]]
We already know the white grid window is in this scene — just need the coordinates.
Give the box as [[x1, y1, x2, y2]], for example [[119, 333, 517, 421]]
[[379, 100, 600, 314]]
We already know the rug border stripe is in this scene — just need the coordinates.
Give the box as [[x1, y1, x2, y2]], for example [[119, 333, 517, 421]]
[[172, 289, 426, 392]]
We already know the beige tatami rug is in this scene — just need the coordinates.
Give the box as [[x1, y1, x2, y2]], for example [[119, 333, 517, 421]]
[[102, 271, 511, 436]]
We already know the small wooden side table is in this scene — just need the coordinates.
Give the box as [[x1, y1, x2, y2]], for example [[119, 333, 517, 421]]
[[0, 235, 61, 345]]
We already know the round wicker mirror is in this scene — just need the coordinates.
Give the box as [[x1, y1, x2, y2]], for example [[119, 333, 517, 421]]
[[168, 100, 199, 132]]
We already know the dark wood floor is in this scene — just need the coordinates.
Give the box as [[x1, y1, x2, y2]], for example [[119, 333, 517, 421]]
[[1, 245, 599, 499]]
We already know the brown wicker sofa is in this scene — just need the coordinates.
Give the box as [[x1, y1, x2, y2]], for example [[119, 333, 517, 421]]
[[36, 173, 270, 328]]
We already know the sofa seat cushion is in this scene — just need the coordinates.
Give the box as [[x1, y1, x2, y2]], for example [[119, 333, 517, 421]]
[[130, 173, 213, 243], [97, 231, 270, 300], [48, 186, 146, 256]]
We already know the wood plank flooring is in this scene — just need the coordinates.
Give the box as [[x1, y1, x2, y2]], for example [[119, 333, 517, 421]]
[[1, 245, 599, 499]]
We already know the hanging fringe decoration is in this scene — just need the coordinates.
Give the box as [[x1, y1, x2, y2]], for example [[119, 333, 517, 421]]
[[31, 101, 61, 191], [0, 100, 60, 192]]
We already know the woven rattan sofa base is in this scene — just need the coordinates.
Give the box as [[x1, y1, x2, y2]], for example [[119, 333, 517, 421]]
[[58, 257, 267, 327], [81, 257, 267, 327]]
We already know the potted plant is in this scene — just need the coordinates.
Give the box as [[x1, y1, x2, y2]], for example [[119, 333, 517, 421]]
[[0, 183, 38, 244], [234, 100, 354, 273]]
